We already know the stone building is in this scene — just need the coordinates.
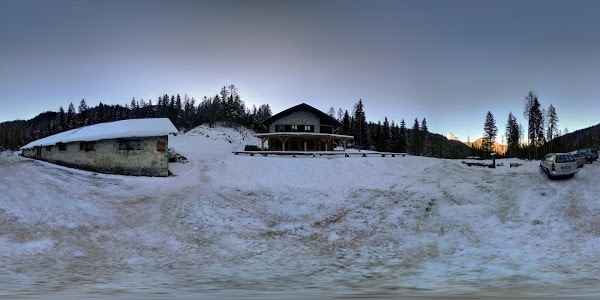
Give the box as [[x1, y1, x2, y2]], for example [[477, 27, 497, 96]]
[[20, 118, 177, 177], [255, 103, 353, 151]]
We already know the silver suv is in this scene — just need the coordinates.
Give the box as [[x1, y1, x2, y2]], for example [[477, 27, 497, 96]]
[[540, 153, 578, 179]]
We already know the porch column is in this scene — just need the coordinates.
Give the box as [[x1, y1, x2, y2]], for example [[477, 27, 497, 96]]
[[320, 138, 327, 151], [342, 139, 347, 150], [260, 137, 267, 151], [278, 136, 289, 151], [304, 140, 307, 151]]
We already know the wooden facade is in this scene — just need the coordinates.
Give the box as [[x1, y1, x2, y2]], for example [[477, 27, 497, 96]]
[[256, 103, 353, 151]]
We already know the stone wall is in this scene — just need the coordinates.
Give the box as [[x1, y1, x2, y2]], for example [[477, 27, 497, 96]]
[[22, 136, 169, 177], [269, 111, 320, 133]]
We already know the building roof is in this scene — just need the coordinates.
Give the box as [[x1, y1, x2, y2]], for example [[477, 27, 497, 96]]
[[20, 118, 178, 149], [261, 103, 342, 128]]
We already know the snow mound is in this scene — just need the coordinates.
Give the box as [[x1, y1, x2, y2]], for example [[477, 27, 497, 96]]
[[171, 124, 261, 156]]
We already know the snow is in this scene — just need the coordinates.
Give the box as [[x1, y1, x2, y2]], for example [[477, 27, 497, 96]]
[[19, 118, 178, 149], [2, 124, 600, 298]]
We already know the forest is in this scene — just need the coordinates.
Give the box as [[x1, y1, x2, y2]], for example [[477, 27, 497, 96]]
[[468, 91, 600, 159], [1, 87, 598, 160]]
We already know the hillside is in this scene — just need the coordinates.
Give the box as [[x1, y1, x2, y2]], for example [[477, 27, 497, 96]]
[[1, 125, 600, 298], [465, 137, 508, 154]]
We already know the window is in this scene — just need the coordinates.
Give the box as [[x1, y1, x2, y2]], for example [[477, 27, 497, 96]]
[[304, 125, 313, 132], [276, 125, 285, 132], [291, 125, 298, 132], [156, 140, 166, 152], [119, 139, 141, 150], [80, 142, 95, 151], [58, 143, 67, 151], [45, 146, 52, 151]]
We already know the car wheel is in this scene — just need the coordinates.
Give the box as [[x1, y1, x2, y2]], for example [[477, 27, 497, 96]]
[[546, 169, 553, 179]]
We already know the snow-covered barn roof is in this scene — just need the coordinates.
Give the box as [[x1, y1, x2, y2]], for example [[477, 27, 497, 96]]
[[20, 118, 178, 149]]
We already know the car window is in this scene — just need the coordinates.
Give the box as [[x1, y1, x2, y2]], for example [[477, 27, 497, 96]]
[[556, 155, 574, 163]]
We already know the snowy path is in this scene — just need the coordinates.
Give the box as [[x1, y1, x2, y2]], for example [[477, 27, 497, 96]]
[[2, 128, 600, 298]]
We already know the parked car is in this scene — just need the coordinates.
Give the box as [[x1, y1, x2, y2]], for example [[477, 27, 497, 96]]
[[589, 148, 599, 161], [540, 153, 578, 179], [244, 145, 261, 151], [571, 152, 586, 167], [577, 149, 595, 163]]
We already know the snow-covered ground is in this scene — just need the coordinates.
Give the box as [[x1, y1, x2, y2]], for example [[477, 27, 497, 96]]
[[1, 125, 600, 299]]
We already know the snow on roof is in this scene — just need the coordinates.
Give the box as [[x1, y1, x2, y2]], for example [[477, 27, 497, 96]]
[[20, 118, 178, 149]]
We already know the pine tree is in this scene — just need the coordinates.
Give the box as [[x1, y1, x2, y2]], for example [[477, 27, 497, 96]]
[[410, 118, 420, 155], [524, 91, 545, 159], [381, 117, 390, 152], [129, 97, 138, 118], [505, 112, 520, 158], [399, 119, 407, 153], [78, 99, 89, 126], [483, 111, 498, 155], [352, 99, 368, 149], [421, 117, 429, 156], [389, 120, 399, 152], [342, 110, 351, 136], [546, 104, 558, 142], [66, 102, 76, 130], [58, 106, 66, 132]]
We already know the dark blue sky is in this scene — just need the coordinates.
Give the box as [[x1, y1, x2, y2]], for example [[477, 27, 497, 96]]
[[1, 0, 599, 141]]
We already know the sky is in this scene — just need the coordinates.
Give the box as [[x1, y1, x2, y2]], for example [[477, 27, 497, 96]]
[[1, 0, 599, 142]]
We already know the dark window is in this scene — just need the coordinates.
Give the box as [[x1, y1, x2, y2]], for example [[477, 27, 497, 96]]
[[58, 143, 67, 151], [276, 125, 285, 132], [291, 125, 298, 132], [119, 139, 141, 150], [157, 140, 166, 152], [556, 155, 574, 163], [80, 142, 95, 151], [320, 126, 333, 133], [45, 146, 52, 151]]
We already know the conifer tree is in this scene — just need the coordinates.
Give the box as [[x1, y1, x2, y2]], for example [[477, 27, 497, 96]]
[[66, 102, 76, 130], [505, 112, 520, 157], [381, 117, 390, 152], [58, 106, 66, 132], [410, 118, 420, 155], [483, 111, 498, 155], [78, 99, 89, 126], [342, 110, 351, 136], [389, 120, 398, 152], [524, 91, 544, 159], [352, 99, 368, 149], [421, 117, 429, 156], [546, 104, 559, 144], [399, 119, 407, 153]]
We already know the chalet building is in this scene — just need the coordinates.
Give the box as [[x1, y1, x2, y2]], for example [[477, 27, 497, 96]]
[[255, 103, 353, 151], [20, 118, 177, 177]]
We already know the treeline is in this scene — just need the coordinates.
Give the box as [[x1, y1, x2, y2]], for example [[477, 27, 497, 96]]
[[0, 84, 272, 150], [472, 90, 599, 159], [329, 99, 470, 158], [1, 89, 472, 158], [9, 87, 593, 160]]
